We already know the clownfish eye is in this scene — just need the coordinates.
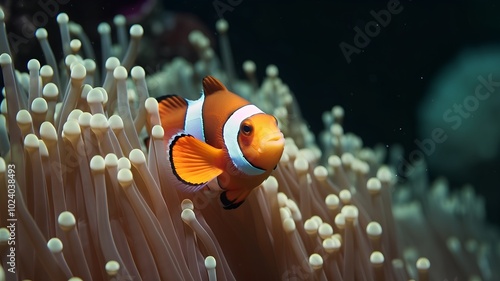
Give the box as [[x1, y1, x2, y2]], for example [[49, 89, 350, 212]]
[[240, 122, 253, 136]]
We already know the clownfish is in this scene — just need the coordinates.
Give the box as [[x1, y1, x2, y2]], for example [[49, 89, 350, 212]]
[[158, 76, 285, 209]]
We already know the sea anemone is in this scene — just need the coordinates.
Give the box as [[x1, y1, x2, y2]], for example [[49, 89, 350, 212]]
[[418, 46, 500, 176], [0, 8, 499, 281]]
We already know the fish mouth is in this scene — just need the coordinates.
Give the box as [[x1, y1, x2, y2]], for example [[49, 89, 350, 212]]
[[261, 132, 285, 148], [263, 132, 285, 143], [255, 132, 285, 169]]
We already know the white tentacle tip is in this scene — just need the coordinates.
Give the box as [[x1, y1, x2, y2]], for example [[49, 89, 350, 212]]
[[117, 168, 134, 187], [309, 253, 323, 270], [216, 19, 228, 33], [129, 149, 146, 165], [370, 251, 384, 265], [105, 260, 120, 276], [130, 24, 144, 37], [98, 22, 111, 34], [181, 208, 196, 223], [70, 64, 86, 80], [27, 59, 40, 71], [416, 257, 430, 270], [47, 238, 64, 253], [131, 66, 145, 80], [58, 211, 76, 231], [113, 66, 128, 80], [113, 15, 126, 25], [90, 155, 106, 172], [56, 13, 69, 24], [35, 28, 48, 40], [204, 256, 216, 269], [0, 53, 12, 64]]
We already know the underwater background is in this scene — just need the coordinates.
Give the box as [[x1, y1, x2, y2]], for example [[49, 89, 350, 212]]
[[4, 1, 500, 227], [0, 0, 500, 280], [167, 0, 500, 227]]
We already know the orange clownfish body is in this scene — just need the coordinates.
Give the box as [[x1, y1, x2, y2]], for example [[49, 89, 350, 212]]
[[158, 76, 285, 209]]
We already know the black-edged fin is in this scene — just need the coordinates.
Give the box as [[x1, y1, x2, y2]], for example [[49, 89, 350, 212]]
[[157, 95, 187, 116], [167, 132, 224, 192], [219, 187, 254, 210], [202, 76, 227, 95], [220, 191, 244, 210]]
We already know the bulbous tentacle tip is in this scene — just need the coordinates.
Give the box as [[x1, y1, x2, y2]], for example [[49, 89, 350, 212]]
[[0, 53, 11, 65]]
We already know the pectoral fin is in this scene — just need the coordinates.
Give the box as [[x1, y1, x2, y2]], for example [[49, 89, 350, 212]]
[[167, 132, 224, 192]]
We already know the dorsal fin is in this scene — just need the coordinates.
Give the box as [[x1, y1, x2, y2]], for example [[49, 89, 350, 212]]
[[203, 76, 227, 95], [157, 95, 187, 116]]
